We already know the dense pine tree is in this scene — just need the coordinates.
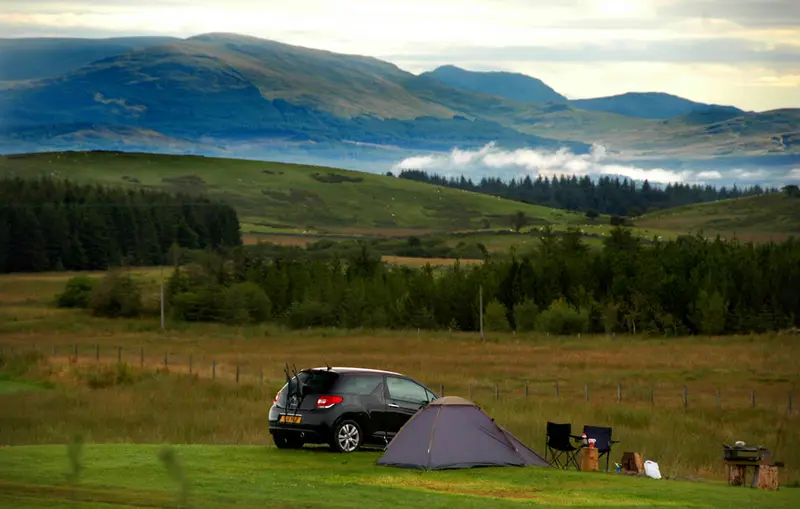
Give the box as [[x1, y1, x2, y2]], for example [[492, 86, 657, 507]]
[[396, 170, 775, 216], [159, 232, 800, 336], [0, 177, 242, 273]]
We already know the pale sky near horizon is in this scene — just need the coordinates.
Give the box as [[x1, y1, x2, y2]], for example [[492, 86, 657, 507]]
[[1, 0, 798, 111]]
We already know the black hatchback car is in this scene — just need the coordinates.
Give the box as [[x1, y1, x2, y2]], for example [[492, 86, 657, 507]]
[[268, 366, 438, 452]]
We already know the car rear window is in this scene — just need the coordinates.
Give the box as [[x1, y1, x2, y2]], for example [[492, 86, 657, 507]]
[[334, 375, 382, 395], [295, 370, 339, 394]]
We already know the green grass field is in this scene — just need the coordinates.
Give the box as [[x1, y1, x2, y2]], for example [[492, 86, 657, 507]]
[[637, 193, 800, 242], [1, 444, 798, 509], [0, 151, 588, 235]]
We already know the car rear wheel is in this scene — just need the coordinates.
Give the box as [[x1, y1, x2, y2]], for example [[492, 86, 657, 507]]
[[273, 433, 304, 449], [330, 420, 362, 453]]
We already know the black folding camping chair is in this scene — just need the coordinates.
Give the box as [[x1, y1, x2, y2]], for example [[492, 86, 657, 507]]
[[583, 425, 619, 472], [544, 422, 582, 470]]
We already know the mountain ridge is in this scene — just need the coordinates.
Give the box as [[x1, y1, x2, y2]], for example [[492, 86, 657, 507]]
[[0, 33, 796, 170], [419, 65, 568, 104]]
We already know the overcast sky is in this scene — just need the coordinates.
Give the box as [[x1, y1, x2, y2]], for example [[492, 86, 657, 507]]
[[1, 0, 798, 111]]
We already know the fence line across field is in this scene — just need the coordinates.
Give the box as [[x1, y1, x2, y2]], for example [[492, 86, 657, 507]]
[[8, 343, 796, 414]]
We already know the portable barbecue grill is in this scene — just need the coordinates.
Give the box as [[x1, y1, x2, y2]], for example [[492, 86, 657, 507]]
[[722, 443, 782, 488], [722, 443, 766, 463]]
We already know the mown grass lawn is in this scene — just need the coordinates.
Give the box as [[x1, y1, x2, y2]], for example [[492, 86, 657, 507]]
[[0, 444, 797, 509]]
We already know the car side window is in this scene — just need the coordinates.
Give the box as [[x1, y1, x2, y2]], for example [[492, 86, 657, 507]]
[[386, 377, 429, 404], [335, 375, 383, 395]]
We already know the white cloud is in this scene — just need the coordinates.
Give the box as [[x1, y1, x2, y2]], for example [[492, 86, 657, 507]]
[[393, 142, 711, 184], [787, 168, 800, 181]]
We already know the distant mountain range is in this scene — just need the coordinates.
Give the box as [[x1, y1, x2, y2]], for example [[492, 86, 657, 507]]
[[0, 33, 797, 176], [420, 65, 746, 120]]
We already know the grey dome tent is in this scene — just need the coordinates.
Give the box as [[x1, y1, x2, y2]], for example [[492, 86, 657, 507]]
[[376, 396, 551, 470]]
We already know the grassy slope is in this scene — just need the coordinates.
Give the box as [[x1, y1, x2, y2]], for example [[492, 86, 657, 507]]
[[1, 445, 798, 509], [152, 34, 455, 120], [0, 151, 588, 234], [637, 193, 800, 242], [516, 108, 799, 158]]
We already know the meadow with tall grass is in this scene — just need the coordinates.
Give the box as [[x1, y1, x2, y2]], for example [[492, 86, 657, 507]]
[[2, 268, 798, 487]]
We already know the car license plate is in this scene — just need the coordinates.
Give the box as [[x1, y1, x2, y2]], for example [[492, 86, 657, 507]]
[[279, 415, 302, 424]]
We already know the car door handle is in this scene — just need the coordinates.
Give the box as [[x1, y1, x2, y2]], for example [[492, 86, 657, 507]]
[[387, 403, 399, 408]]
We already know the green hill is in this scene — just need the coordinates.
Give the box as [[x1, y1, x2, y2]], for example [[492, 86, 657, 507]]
[[518, 108, 800, 158], [0, 151, 588, 235], [637, 192, 800, 242]]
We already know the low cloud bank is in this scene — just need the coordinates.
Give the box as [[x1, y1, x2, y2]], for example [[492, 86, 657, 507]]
[[392, 143, 795, 186]]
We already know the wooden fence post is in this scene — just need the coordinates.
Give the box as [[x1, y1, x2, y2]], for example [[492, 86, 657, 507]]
[[439, 383, 444, 397], [236, 365, 240, 384], [617, 382, 622, 402], [716, 388, 721, 409], [189, 355, 193, 374], [683, 385, 688, 409], [494, 384, 499, 400], [524, 382, 528, 398], [212, 360, 216, 380], [585, 382, 589, 402], [751, 390, 755, 408], [164, 350, 168, 367], [52, 344, 56, 356]]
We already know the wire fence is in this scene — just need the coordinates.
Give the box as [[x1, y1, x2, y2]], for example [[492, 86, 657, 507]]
[[2, 342, 794, 414]]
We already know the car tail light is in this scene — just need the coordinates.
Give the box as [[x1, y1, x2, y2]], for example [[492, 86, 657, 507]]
[[273, 390, 281, 404], [316, 395, 343, 409]]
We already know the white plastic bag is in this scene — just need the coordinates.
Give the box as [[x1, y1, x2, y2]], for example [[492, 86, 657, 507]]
[[644, 460, 662, 479]]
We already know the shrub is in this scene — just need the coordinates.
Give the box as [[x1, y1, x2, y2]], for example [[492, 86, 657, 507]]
[[535, 298, 590, 335], [57, 276, 95, 308], [221, 282, 271, 324], [287, 300, 336, 329], [170, 286, 223, 322], [89, 272, 143, 318], [691, 289, 728, 335], [484, 299, 511, 332], [513, 300, 539, 332]]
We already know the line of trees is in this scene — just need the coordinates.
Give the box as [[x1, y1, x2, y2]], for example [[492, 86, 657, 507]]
[[395, 170, 775, 217], [0, 177, 242, 273], [72, 229, 800, 336]]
